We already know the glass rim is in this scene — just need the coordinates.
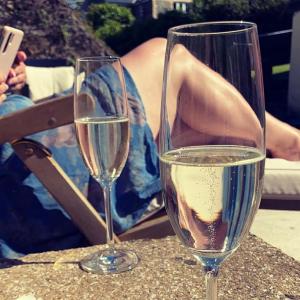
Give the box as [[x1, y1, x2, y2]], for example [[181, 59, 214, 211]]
[[76, 55, 120, 62], [168, 21, 257, 36]]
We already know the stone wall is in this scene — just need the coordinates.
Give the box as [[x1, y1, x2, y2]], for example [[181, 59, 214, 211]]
[[0, 0, 115, 63]]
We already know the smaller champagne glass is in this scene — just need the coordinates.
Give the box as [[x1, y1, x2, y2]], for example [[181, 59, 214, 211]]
[[74, 56, 138, 274]]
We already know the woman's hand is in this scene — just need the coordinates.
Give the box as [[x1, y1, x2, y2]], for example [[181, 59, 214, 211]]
[[6, 51, 27, 91], [0, 74, 9, 103]]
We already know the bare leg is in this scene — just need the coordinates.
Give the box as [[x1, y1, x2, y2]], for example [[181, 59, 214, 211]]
[[121, 38, 300, 161], [266, 112, 300, 160], [121, 38, 166, 139], [122, 38, 261, 144], [170, 44, 262, 146]]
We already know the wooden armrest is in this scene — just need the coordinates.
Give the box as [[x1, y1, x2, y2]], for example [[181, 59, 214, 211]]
[[119, 210, 174, 241], [12, 138, 120, 245], [0, 94, 74, 144], [1, 92, 173, 244]]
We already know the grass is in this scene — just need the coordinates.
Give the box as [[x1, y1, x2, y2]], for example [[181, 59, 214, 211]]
[[272, 63, 290, 74]]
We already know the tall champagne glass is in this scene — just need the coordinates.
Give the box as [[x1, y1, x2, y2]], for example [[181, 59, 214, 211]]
[[159, 22, 265, 299], [74, 56, 138, 274]]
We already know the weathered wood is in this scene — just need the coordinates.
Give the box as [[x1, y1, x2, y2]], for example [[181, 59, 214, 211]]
[[12, 139, 119, 245], [0, 94, 74, 144], [119, 214, 174, 241]]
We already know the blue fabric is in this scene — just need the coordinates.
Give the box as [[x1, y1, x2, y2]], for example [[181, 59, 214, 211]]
[[0, 66, 161, 258]]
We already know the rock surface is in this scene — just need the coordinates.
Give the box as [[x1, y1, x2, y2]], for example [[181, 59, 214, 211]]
[[0, 235, 299, 299], [0, 0, 114, 63]]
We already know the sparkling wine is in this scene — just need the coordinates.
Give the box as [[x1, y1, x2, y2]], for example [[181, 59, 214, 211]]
[[75, 116, 129, 185], [160, 145, 265, 260]]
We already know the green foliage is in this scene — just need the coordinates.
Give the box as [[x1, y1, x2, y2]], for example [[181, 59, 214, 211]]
[[87, 3, 134, 30], [95, 20, 122, 40], [247, 0, 292, 32], [193, 0, 203, 10], [84, 0, 295, 54], [106, 10, 195, 55], [197, 0, 251, 20], [192, 0, 293, 32]]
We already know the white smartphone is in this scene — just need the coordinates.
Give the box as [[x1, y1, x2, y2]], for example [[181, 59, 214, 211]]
[[0, 26, 24, 80]]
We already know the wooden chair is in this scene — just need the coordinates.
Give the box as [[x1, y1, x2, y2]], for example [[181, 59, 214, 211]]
[[0, 94, 174, 247]]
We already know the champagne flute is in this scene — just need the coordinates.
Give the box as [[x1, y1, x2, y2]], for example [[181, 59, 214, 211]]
[[74, 56, 138, 274], [159, 22, 265, 299]]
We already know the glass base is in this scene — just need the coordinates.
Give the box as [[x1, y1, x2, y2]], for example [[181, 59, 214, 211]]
[[79, 248, 139, 274]]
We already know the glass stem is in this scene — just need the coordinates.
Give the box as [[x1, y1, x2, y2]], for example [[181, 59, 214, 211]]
[[204, 266, 219, 300], [103, 184, 114, 249]]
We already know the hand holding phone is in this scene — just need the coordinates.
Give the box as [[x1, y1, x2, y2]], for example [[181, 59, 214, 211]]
[[0, 75, 8, 103], [0, 26, 24, 80], [6, 50, 27, 91]]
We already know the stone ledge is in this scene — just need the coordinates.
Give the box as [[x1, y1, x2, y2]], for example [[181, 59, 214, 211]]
[[0, 235, 299, 300]]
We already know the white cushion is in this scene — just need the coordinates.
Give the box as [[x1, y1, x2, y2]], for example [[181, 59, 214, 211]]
[[263, 158, 300, 200], [26, 66, 74, 101]]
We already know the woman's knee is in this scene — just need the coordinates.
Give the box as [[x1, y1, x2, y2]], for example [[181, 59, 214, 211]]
[[122, 38, 167, 62], [141, 37, 167, 52]]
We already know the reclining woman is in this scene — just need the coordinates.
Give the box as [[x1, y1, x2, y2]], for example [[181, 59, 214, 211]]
[[0, 39, 299, 258]]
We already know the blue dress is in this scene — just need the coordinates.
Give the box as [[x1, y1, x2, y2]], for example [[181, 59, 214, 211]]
[[0, 66, 161, 258]]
